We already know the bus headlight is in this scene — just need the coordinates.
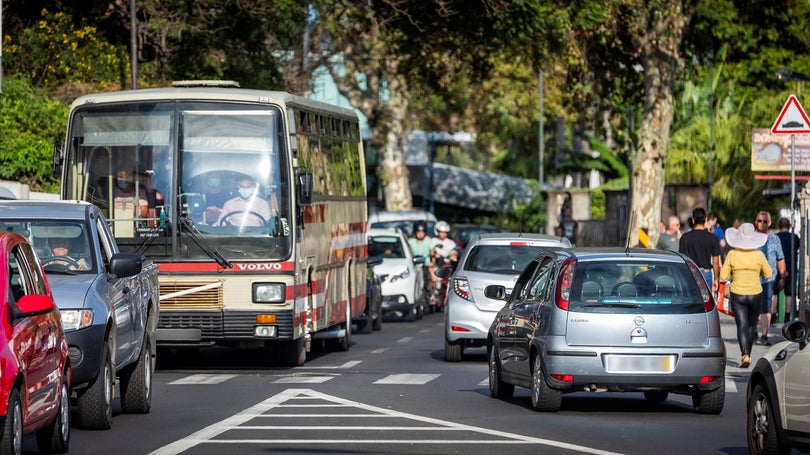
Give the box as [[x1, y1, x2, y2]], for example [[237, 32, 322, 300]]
[[60, 309, 93, 331], [253, 283, 286, 303]]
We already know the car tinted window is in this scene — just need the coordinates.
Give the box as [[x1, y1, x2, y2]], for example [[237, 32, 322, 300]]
[[369, 235, 406, 258], [527, 258, 555, 301], [464, 245, 543, 274], [571, 261, 705, 313]]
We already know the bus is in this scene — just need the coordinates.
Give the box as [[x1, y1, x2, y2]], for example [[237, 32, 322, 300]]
[[55, 81, 369, 366]]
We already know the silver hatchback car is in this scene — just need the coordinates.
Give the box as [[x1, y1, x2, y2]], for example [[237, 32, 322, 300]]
[[440, 233, 571, 361], [488, 248, 726, 413]]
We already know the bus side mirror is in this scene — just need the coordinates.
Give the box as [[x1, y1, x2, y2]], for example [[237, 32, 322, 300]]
[[298, 172, 313, 206], [53, 143, 64, 179]]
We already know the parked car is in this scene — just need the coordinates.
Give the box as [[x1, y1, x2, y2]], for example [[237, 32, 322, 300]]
[[487, 248, 726, 413], [368, 209, 437, 238], [367, 228, 426, 321], [450, 223, 503, 252], [0, 201, 160, 430], [439, 233, 571, 361], [746, 320, 810, 455], [0, 231, 70, 453], [354, 256, 383, 334]]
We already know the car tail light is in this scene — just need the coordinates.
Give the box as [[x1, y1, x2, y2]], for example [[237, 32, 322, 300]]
[[551, 373, 574, 383], [700, 376, 721, 384], [509, 241, 528, 246], [450, 325, 470, 332], [453, 277, 472, 301], [688, 264, 714, 312], [555, 258, 577, 310]]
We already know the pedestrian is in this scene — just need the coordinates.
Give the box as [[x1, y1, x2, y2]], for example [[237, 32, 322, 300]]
[[656, 216, 681, 251], [678, 207, 722, 293], [720, 223, 771, 368], [706, 212, 726, 249], [775, 217, 800, 322], [754, 211, 787, 346]]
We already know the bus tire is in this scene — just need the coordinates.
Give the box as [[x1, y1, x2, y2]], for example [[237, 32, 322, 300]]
[[281, 337, 306, 367]]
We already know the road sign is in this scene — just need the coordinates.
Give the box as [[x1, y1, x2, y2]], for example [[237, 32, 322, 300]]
[[771, 94, 810, 134]]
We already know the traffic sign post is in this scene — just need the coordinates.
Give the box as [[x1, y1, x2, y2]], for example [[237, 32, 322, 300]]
[[771, 94, 810, 321]]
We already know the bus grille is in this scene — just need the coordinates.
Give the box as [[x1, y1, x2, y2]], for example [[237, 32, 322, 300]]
[[159, 281, 223, 310], [158, 310, 295, 339]]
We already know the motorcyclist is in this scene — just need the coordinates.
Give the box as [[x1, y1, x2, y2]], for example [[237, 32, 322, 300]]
[[430, 221, 457, 294]]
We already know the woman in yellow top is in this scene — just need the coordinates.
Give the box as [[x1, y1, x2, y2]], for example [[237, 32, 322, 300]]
[[720, 223, 772, 368]]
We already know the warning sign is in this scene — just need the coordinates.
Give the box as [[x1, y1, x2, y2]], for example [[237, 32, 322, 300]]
[[771, 94, 810, 134]]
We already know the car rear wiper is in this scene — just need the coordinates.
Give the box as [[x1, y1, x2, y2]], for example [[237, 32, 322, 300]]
[[177, 216, 232, 269], [581, 303, 642, 309]]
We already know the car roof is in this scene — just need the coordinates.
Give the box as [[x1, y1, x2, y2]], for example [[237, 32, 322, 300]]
[[368, 209, 438, 223], [469, 232, 572, 248], [0, 200, 95, 221], [367, 227, 406, 238], [552, 247, 686, 262]]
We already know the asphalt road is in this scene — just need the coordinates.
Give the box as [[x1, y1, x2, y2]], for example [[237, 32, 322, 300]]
[[48, 311, 795, 455]]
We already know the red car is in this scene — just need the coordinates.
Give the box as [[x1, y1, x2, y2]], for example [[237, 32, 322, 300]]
[[0, 231, 70, 454]]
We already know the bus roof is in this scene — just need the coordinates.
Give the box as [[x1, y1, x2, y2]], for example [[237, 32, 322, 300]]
[[69, 86, 359, 119]]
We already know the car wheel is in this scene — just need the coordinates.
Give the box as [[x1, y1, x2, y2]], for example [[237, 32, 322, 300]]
[[643, 391, 669, 403], [358, 313, 372, 334], [748, 383, 786, 455], [1, 388, 22, 455], [120, 333, 154, 414], [416, 302, 424, 320], [372, 300, 383, 331], [488, 347, 514, 399], [692, 379, 725, 414], [36, 369, 70, 453], [404, 305, 417, 322], [445, 337, 463, 362], [77, 341, 114, 430], [530, 353, 562, 412]]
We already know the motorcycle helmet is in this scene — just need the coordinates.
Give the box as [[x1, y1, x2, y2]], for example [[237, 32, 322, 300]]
[[413, 222, 427, 233], [435, 221, 451, 233]]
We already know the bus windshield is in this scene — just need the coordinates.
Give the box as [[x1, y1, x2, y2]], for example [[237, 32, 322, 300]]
[[64, 101, 291, 261]]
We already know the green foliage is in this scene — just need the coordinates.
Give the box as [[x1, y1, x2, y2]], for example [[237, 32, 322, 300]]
[[3, 9, 125, 88], [490, 182, 546, 233], [591, 188, 606, 220], [0, 76, 67, 192]]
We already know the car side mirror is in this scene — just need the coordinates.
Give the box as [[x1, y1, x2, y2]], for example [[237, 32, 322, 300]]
[[413, 256, 426, 265], [12, 294, 55, 321], [434, 266, 453, 279], [109, 253, 143, 279], [367, 256, 383, 267], [485, 285, 507, 300], [782, 320, 809, 348]]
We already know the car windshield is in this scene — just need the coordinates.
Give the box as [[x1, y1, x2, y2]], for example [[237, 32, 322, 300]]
[[464, 245, 543, 273], [571, 261, 705, 311], [369, 236, 406, 258], [0, 220, 95, 274], [370, 221, 436, 237]]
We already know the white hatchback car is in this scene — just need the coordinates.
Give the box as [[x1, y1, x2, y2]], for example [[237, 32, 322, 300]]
[[367, 228, 426, 321], [746, 320, 810, 455], [439, 233, 571, 361]]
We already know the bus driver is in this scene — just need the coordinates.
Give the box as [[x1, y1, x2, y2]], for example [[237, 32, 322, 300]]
[[216, 178, 278, 228]]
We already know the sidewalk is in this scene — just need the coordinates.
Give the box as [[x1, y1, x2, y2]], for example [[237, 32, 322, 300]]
[[720, 313, 786, 373]]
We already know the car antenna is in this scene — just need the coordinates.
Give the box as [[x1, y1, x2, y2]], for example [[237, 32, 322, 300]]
[[625, 210, 636, 255]]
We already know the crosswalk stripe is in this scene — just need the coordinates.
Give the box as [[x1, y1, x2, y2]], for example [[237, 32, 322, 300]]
[[274, 376, 334, 384], [397, 336, 413, 343], [373, 374, 439, 385], [370, 347, 389, 354], [169, 374, 236, 385]]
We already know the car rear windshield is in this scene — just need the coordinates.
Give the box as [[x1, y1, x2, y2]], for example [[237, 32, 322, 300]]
[[571, 261, 705, 313], [464, 245, 544, 274]]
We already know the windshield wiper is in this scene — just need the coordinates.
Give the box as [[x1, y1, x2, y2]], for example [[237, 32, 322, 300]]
[[178, 217, 232, 269], [581, 303, 642, 309]]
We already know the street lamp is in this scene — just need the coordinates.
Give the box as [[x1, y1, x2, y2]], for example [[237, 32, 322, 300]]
[[776, 68, 810, 83]]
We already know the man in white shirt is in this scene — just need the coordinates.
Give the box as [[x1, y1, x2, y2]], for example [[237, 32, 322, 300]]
[[216, 178, 277, 228]]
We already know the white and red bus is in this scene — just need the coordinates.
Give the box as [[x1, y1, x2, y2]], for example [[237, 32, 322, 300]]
[[56, 81, 368, 365]]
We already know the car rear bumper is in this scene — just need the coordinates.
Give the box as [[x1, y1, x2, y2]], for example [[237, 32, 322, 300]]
[[542, 337, 726, 391], [445, 297, 497, 342]]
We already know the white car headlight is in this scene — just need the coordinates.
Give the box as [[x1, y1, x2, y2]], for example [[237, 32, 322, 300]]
[[60, 309, 93, 331], [389, 268, 410, 283], [253, 283, 286, 303]]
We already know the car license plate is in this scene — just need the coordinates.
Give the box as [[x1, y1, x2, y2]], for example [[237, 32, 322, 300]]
[[604, 355, 675, 373]]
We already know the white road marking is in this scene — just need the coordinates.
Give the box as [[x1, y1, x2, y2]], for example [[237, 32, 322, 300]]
[[370, 347, 389, 354], [397, 336, 413, 343], [373, 374, 440, 385], [168, 374, 236, 385], [149, 388, 627, 455], [478, 377, 489, 387], [273, 376, 334, 384], [418, 328, 431, 333], [298, 360, 362, 370]]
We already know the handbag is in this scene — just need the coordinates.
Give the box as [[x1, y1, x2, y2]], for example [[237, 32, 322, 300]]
[[716, 281, 733, 316]]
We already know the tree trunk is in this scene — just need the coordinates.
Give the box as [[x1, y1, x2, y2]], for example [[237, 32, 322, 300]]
[[628, 2, 691, 247]]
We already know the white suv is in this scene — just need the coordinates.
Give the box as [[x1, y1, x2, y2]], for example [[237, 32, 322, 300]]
[[367, 228, 427, 321], [746, 320, 810, 454]]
